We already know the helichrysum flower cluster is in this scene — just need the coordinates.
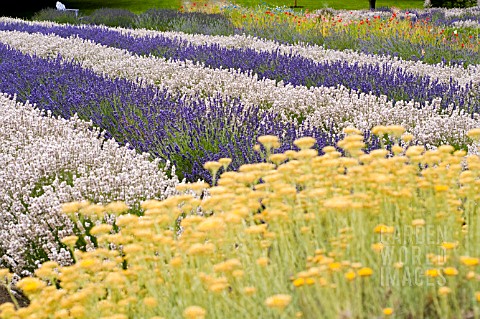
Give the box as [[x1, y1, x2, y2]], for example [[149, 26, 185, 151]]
[[0, 127, 479, 318]]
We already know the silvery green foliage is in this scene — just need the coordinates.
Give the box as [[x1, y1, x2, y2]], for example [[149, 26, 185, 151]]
[[0, 93, 179, 275], [0, 30, 478, 151]]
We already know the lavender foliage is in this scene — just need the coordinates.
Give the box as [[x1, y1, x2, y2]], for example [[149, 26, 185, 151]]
[[135, 9, 236, 35], [0, 20, 476, 112], [82, 8, 137, 28], [0, 43, 341, 183]]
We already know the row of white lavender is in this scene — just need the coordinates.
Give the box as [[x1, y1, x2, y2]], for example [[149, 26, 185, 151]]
[[0, 30, 478, 151], [0, 17, 478, 88], [0, 93, 180, 276]]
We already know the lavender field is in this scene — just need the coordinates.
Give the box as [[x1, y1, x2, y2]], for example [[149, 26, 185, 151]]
[[0, 4, 479, 319]]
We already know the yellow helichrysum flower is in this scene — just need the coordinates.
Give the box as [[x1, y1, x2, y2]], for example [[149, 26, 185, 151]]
[[394, 262, 404, 269], [405, 146, 425, 157], [61, 201, 89, 215], [434, 185, 449, 192], [344, 271, 356, 281], [169, 256, 183, 267], [358, 267, 373, 277], [61, 235, 78, 248], [438, 286, 452, 296], [115, 214, 139, 227], [265, 294, 292, 310], [305, 278, 315, 285], [218, 158, 232, 170], [373, 224, 395, 234], [243, 287, 256, 296], [81, 204, 105, 218], [197, 217, 226, 232], [0, 268, 10, 278], [17, 277, 46, 294], [293, 278, 305, 287], [203, 161, 222, 172], [256, 257, 269, 267], [269, 153, 287, 165], [466, 271, 476, 280], [411, 219, 426, 227], [143, 297, 158, 307], [258, 135, 280, 149], [475, 291, 480, 302], [383, 307, 394, 316], [183, 306, 206, 319], [244, 224, 267, 235], [122, 244, 144, 255], [0, 303, 16, 317], [213, 259, 242, 273], [105, 272, 127, 286], [105, 201, 129, 215], [391, 145, 403, 154], [322, 146, 336, 153], [371, 242, 385, 253], [437, 145, 454, 154], [89, 224, 113, 236], [385, 125, 406, 138], [467, 128, 480, 140], [460, 256, 479, 267], [371, 125, 387, 136], [402, 133, 414, 143], [343, 127, 362, 135], [208, 282, 229, 293], [443, 267, 458, 276], [328, 262, 342, 271], [186, 243, 215, 256], [294, 137, 316, 150], [441, 242, 457, 250], [324, 197, 352, 210], [70, 305, 86, 317], [425, 269, 441, 277]]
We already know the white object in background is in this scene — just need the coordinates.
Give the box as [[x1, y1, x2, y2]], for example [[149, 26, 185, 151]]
[[55, 1, 79, 17]]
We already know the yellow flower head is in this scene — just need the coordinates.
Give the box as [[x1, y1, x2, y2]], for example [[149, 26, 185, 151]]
[[183, 306, 206, 319], [438, 286, 452, 296], [382, 307, 394, 316], [243, 287, 257, 296], [17, 277, 46, 294], [61, 235, 78, 247], [460, 256, 479, 267], [344, 271, 356, 281], [374, 224, 395, 234], [105, 201, 129, 215], [467, 128, 480, 140], [256, 257, 270, 267], [411, 219, 426, 227], [443, 267, 458, 276], [358, 267, 373, 277], [143, 297, 158, 307], [441, 242, 457, 250], [265, 294, 292, 310], [425, 268, 440, 277], [294, 137, 316, 150], [371, 242, 385, 253], [293, 277, 305, 287], [258, 135, 280, 149]]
